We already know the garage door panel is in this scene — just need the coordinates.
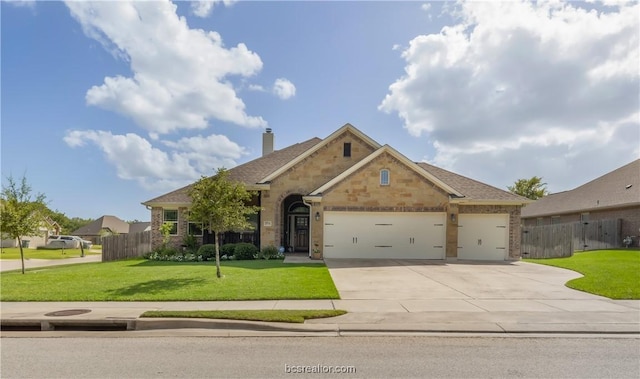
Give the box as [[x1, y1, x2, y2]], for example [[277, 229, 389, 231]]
[[457, 214, 509, 261], [323, 212, 445, 259]]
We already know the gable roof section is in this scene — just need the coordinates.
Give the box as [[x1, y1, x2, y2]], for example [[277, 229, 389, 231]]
[[142, 137, 322, 206], [72, 215, 130, 235], [258, 123, 381, 184], [522, 159, 640, 218], [129, 222, 151, 233], [310, 145, 464, 197], [417, 162, 529, 204]]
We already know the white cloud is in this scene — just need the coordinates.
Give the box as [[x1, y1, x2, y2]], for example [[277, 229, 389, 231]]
[[65, 0, 266, 136], [272, 78, 296, 100], [190, 0, 236, 18], [64, 130, 246, 191], [248, 84, 266, 92], [421, 3, 431, 12], [161, 134, 247, 173], [380, 1, 639, 192]]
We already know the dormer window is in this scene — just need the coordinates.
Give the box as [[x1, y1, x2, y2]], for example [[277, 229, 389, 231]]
[[380, 169, 390, 186], [343, 142, 351, 157]]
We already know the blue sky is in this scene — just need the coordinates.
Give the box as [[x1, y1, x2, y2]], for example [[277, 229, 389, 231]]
[[2, 1, 638, 222]]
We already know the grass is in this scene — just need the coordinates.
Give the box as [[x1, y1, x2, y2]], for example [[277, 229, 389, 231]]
[[141, 309, 347, 323], [0, 259, 340, 301], [0, 247, 101, 260], [524, 249, 640, 299]]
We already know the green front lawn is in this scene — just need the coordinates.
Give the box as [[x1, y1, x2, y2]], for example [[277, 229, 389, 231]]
[[141, 310, 347, 323], [0, 259, 340, 301], [525, 249, 640, 299], [0, 247, 101, 260]]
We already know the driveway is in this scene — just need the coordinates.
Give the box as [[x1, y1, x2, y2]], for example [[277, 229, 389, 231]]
[[324, 259, 605, 301]]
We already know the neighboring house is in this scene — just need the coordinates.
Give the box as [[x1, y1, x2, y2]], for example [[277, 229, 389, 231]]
[[129, 222, 151, 234], [522, 159, 640, 242], [72, 215, 133, 244], [143, 124, 529, 261], [0, 216, 61, 249]]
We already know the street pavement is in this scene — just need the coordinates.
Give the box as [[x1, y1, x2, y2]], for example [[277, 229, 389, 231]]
[[1, 255, 639, 335]]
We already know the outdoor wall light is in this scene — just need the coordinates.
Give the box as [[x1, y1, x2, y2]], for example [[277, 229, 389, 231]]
[[315, 212, 320, 221], [450, 213, 456, 223]]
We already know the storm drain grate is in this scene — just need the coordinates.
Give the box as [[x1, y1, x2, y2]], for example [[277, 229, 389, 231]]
[[45, 309, 92, 317]]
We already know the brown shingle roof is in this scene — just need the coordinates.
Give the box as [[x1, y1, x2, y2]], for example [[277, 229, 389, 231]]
[[416, 162, 528, 202], [72, 215, 130, 235], [142, 137, 322, 205], [522, 159, 640, 218]]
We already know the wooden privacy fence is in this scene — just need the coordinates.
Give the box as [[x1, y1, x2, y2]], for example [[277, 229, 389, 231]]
[[572, 219, 621, 251], [102, 231, 151, 262], [522, 219, 621, 259]]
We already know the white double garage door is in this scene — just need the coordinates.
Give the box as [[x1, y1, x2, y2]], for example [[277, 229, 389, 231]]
[[323, 212, 508, 261]]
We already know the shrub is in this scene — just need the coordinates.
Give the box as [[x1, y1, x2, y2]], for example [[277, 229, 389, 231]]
[[197, 244, 217, 261], [260, 245, 280, 260], [182, 234, 200, 253], [220, 243, 237, 257], [144, 246, 181, 260], [234, 243, 258, 260]]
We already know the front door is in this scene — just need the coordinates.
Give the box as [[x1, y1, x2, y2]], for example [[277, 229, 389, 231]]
[[290, 215, 309, 252]]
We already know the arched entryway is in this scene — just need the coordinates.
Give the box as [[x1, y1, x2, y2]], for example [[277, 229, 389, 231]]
[[282, 195, 310, 252]]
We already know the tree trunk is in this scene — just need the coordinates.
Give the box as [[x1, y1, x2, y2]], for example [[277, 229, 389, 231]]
[[17, 237, 25, 274], [215, 232, 222, 278]]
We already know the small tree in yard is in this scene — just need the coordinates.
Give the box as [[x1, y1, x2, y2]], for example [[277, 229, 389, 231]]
[[0, 175, 47, 274], [508, 176, 549, 200], [188, 168, 260, 278]]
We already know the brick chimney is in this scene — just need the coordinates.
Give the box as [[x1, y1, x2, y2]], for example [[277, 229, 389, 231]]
[[262, 128, 274, 156]]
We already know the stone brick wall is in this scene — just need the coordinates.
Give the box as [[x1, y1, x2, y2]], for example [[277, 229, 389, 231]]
[[317, 151, 450, 258], [322, 152, 450, 209], [459, 204, 523, 259], [150, 206, 195, 250], [259, 130, 376, 248]]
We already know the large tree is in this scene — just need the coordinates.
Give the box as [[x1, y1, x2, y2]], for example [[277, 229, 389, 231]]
[[45, 209, 93, 234], [0, 175, 48, 274], [188, 168, 260, 278], [508, 176, 549, 200]]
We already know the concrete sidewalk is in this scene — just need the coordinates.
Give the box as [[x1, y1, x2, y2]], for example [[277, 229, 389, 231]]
[[0, 254, 102, 272], [2, 298, 639, 335]]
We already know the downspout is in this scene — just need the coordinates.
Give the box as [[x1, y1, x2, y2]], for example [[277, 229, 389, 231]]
[[303, 198, 314, 258]]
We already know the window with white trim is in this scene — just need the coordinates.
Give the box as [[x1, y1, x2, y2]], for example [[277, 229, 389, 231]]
[[163, 209, 178, 235], [380, 169, 390, 186]]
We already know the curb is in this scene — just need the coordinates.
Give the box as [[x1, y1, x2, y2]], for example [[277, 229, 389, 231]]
[[3, 318, 639, 335]]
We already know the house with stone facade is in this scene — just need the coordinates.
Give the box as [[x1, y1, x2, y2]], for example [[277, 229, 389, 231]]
[[142, 124, 530, 261]]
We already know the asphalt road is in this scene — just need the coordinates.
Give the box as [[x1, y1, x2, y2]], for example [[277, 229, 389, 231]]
[[1, 335, 638, 378]]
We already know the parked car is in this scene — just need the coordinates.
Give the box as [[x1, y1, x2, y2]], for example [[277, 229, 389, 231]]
[[47, 235, 92, 249]]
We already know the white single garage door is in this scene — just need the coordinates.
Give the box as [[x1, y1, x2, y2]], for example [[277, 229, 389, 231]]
[[457, 214, 509, 261], [323, 212, 446, 259]]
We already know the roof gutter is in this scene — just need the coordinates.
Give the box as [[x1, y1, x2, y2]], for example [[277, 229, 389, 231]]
[[450, 198, 533, 206], [140, 202, 192, 208]]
